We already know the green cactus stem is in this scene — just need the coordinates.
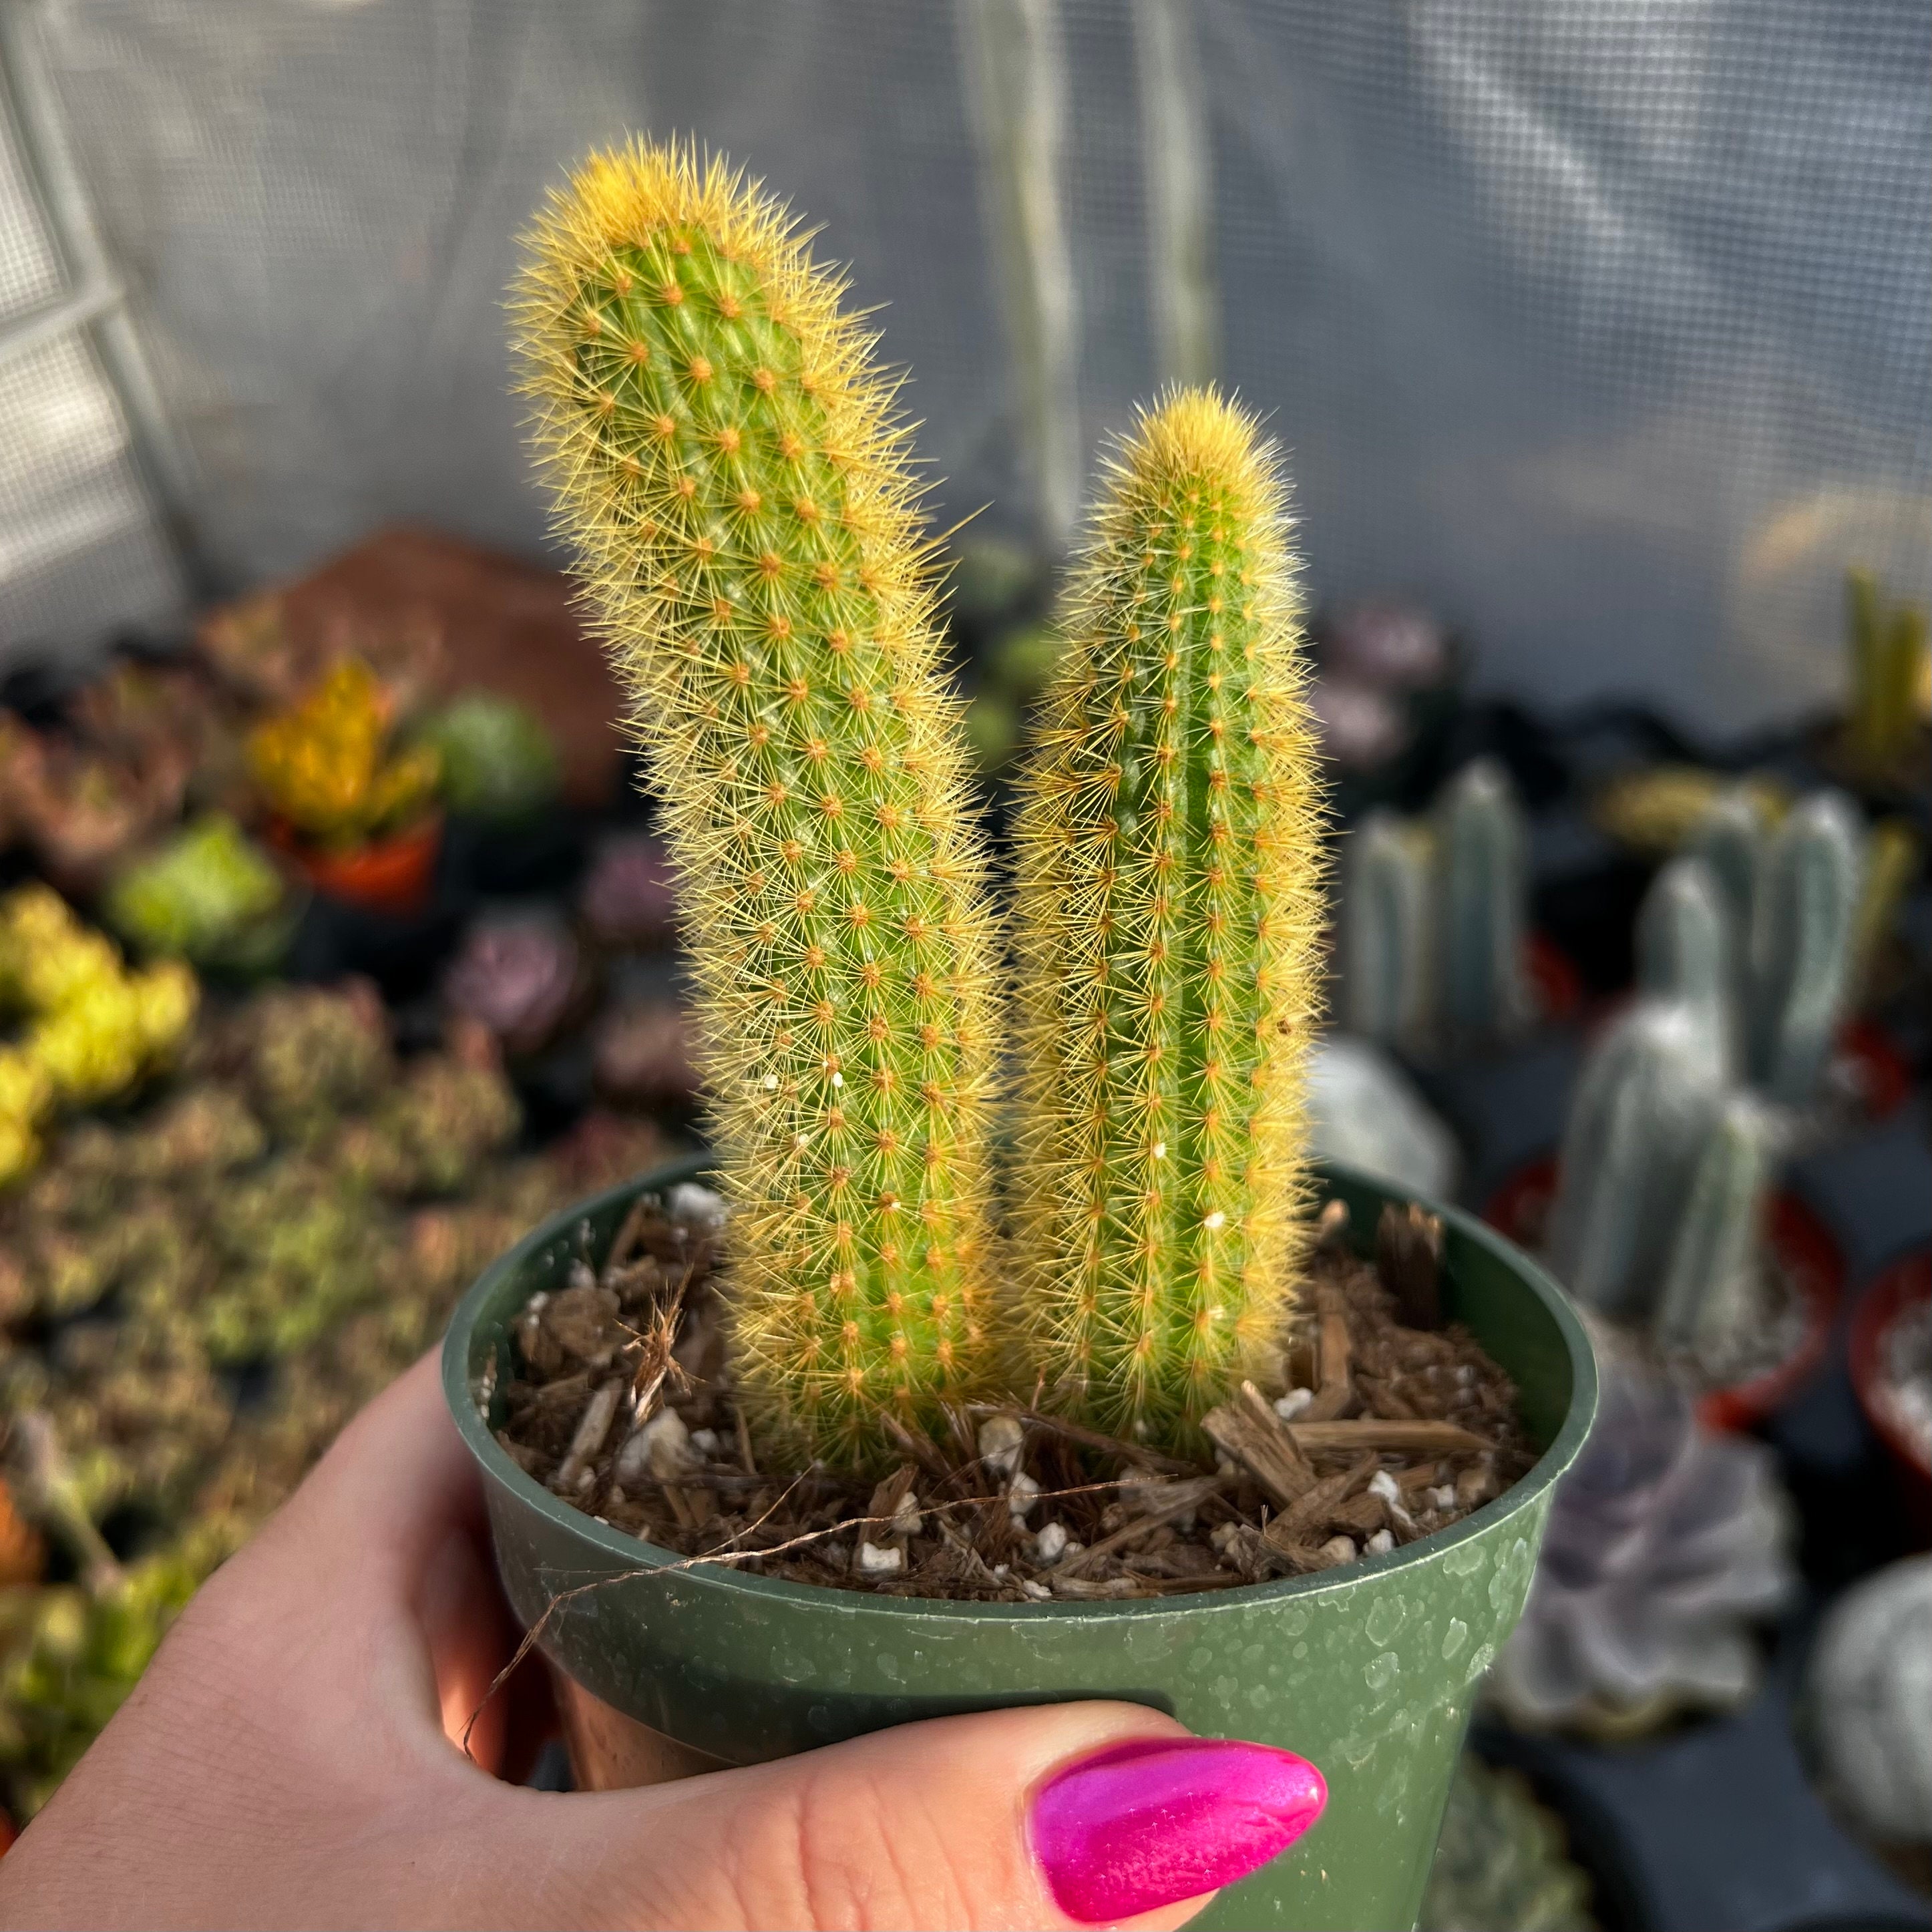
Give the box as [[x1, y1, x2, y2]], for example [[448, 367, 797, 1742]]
[[1753, 792, 1863, 1108], [1011, 388, 1325, 1444], [1847, 566, 1930, 778], [514, 142, 1004, 1467], [1435, 757, 1533, 1052], [1340, 810, 1430, 1050], [1651, 1093, 1773, 1355], [1636, 854, 1735, 1079], [1547, 999, 1725, 1324]]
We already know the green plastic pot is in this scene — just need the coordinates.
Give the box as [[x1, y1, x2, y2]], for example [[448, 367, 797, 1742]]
[[443, 1157, 1595, 1931]]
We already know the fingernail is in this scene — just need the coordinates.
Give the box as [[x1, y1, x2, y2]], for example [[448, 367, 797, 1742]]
[[1030, 1735, 1326, 1924]]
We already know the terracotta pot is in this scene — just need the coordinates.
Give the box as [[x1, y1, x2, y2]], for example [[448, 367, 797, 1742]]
[[1848, 1250, 1932, 1545], [267, 812, 441, 916], [1483, 1155, 1841, 1433], [445, 1155, 1597, 1932]]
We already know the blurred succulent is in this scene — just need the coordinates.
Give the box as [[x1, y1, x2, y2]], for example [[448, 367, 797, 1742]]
[[1490, 1358, 1795, 1738], [1307, 1034, 1458, 1201], [1420, 1753, 1597, 1932], [966, 620, 1062, 774], [102, 815, 296, 972], [591, 996, 697, 1109], [232, 981, 394, 1144], [1312, 601, 1452, 775], [1805, 1553, 1932, 1850], [443, 915, 581, 1056], [1340, 759, 1535, 1058], [0, 886, 198, 1185], [415, 691, 560, 822], [358, 1053, 521, 1198], [247, 658, 441, 849], [0, 713, 189, 896], [0, 1518, 238, 1818], [577, 833, 677, 952]]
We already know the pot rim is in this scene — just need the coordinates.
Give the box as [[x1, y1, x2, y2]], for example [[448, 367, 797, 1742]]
[[442, 1153, 1597, 1623]]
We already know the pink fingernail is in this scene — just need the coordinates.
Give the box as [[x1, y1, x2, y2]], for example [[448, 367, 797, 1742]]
[[1030, 1735, 1327, 1923]]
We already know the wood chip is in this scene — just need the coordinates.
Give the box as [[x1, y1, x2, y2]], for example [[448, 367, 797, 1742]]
[[1202, 1380, 1316, 1508], [548, 1378, 622, 1496], [1377, 1201, 1444, 1330], [1285, 1418, 1493, 1457], [1008, 1408, 1199, 1477], [1056, 1475, 1224, 1577], [1266, 1453, 1380, 1546]]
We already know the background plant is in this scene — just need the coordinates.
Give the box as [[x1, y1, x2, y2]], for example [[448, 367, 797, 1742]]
[[514, 142, 1004, 1468], [1010, 389, 1324, 1444]]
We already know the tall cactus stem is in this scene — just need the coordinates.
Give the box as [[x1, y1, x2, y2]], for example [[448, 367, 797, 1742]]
[[1636, 855, 1735, 1080], [512, 142, 1004, 1469], [1012, 388, 1325, 1445], [1436, 757, 1533, 1051], [1548, 1000, 1724, 1322], [1341, 810, 1430, 1050], [1753, 792, 1863, 1108], [1651, 1093, 1772, 1355]]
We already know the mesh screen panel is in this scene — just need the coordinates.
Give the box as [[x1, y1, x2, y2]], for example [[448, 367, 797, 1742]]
[[1, 0, 1926, 732]]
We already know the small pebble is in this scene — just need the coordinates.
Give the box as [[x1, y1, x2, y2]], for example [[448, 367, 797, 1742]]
[[667, 1182, 727, 1229], [1210, 1521, 1240, 1553], [855, 1539, 904, 1577], [1365, 1529, 1396, 1556], [1318, 1535, 1356, 1566], [978, 1414, 1025, 1478], [689, 1428, 721, 1457], [1021, 1578, 1052, 1600], [1274, 1387, 1316, 1422], [890, 1490, 924, 1537], [1367, 1469, 1414, 1529], [1034, 1521, 1070, 1563], [1432, 1485, 1457, 1510], [614, 1406, 693, 1485], [1007, 1472, 1041, 1521]]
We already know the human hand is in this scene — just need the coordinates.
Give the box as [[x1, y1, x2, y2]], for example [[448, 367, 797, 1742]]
[[0, 1353, 1324, 1929]]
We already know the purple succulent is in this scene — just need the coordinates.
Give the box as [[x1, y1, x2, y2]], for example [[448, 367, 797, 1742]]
[[592, 997, 696, 1105], [443, 916, 580, 1056], [1326, 600, 1450, 690], [1490, 1357, 1794, 1735], [579, 834, 677, 951]]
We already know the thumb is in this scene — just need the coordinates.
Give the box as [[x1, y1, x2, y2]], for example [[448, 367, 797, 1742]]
[[518, 1701, 1326, 1930]]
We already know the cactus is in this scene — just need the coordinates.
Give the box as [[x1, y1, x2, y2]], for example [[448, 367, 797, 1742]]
[[1009, 389, 1324, 1442], [1635, 855, 1734, 1077], [1650, 1092, 1774, 1355], [1436, 759, 1534, 1052], [513, 142, 1004, 1467], [1547, 1000, 1727, 1327], [1753, 793, 1863, 1107], [1652, 785, 1865, 1110], [1341, 811, 1431, 1049], [1846, 566, 1929, 779], [1338, 759, 1533, 1058], [247, 658, 441, 849]]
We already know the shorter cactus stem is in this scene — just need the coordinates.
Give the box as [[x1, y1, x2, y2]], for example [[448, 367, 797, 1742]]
[[1847, 566, 1930, 774], [1549, 1000, 1724, 1322], [1651, 1093, 1772, 1354], [1341, 811, 1430, 1049], [1752, 793, 1863, 1108], [1436, 757, 1532, 1051], [1636, 856, 1736, 1080]]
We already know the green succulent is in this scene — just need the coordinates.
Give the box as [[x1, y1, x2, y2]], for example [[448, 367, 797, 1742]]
[[416, 692, 562, 822]]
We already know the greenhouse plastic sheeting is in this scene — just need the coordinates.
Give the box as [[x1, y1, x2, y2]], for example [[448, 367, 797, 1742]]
[[0, 0, 1926, 735]]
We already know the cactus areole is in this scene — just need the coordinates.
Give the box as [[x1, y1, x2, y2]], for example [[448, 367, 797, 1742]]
[[515, 144, 1004, 1469]]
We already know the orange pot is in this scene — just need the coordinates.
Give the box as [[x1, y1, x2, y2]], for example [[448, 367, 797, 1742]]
[[1484, 1154, 1841, 1433], [268, 813, 441, 917]]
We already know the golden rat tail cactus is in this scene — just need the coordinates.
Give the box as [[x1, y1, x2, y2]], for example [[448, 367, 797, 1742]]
[[514, 143, 1003, 1467], [1012, 389, 1326, 1444]]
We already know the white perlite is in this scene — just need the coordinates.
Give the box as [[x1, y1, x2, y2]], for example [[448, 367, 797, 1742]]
[[1366, 1529, 1396, 1555], [667, 1181, 727, 1230], [1007, 1471, 1042, 1521], [1274, 1386, 1316, 1422], [978, 1414, 1025, 1479], [855, 1540, 906, 1577], [1034, 1521, 1070, 1563], [1368, 1469, 1415, 1529], [614, 1406, 693, 1485], [890, 1490, 924, 1537]]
